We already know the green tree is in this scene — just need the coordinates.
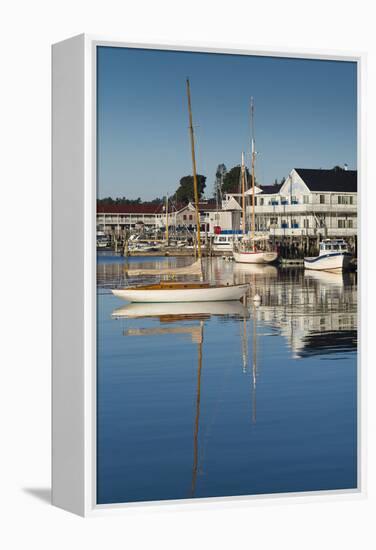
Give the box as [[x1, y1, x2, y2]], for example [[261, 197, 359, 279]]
[[214, 164, 227, 203], [175, 174, 206, 204], [222, 165, 251, 194]]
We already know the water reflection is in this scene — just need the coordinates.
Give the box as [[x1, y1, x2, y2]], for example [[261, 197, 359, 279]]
[[105, 257, 357, 360], [97, 254, 357, 503]]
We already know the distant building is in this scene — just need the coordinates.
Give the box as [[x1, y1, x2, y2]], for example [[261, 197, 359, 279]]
[[173, 198, 242, 235], [96, 203, 166, 235], [97, 167, 357, 240]]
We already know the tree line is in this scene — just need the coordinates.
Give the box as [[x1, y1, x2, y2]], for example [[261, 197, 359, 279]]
[[98, 163, 343, 207]]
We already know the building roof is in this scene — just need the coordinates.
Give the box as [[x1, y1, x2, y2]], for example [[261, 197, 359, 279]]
[[97, 202, 186, 214], [259, 183, 283, 194], [295, 168, 357, 192], [198, 201, 218, 211]]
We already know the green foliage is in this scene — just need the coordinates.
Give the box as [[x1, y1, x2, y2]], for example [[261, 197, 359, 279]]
[[174, 174, 206, 204], [97, 196, 163, 205], [214, 164, 227, 201], [222, 165, 251, 194], [98, 196, 143, 205]]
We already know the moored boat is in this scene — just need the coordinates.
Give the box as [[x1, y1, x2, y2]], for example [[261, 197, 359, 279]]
[[304, 239, 352, 272], [111, 78, 249, 303], [112, 281, 249, 303], [233, 99, 278, 265]]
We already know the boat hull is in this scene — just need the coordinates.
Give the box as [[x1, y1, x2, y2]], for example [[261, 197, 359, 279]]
[[233, 250, 278, 264], [304, 252, 352, 272], [112, 283, 249, 303]]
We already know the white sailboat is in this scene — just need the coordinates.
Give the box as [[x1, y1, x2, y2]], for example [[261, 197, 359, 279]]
[[233, 99, 278, 265], [111, 79, 249, 303]]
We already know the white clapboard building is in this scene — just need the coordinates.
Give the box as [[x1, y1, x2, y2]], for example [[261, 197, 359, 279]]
[[248, 167, 357, 238]]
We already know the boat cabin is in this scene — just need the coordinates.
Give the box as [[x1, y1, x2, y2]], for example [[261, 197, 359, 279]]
[[319, 239, 349, 256]]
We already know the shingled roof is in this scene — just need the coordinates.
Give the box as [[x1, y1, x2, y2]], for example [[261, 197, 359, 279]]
[[259, 183, 283, 194], [295, 168, 357, 192]]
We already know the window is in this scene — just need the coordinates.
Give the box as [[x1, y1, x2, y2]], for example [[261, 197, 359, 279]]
[[183, 215, 187, 220], [338, 219, 346, 228], [348, 219, 353, 228], [189, 215, 193, 221], [270, 217, 277, 225], [319, 195, 325, 204], [259, 197, 264, 205], [303, 219, 309, 228], [338, 195, 354, 205], [303, 195, 309, 204]]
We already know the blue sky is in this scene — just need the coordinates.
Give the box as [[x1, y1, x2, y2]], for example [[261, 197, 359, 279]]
[[97, 47, 357, 200]]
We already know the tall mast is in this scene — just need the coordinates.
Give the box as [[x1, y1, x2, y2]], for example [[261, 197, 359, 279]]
[[186, 78, 202, 262], [241, 152, 246, 236], [165, 193, 169, 243], [250, 97, 256, 245]]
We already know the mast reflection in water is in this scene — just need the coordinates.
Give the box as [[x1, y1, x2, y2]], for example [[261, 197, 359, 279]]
[[96, 254, 357, 504]]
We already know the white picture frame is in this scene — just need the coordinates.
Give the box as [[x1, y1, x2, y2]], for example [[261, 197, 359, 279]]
[[52, 34, 365, 517]]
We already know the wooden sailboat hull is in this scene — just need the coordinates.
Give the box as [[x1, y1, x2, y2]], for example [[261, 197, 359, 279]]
[[233, 250, 278, 264], [112, 283, 249, 303]]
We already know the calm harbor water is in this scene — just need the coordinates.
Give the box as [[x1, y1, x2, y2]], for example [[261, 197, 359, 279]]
[[96, 253, 357, 504]]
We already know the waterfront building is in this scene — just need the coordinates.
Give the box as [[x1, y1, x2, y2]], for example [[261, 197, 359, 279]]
[[97, 199, 241, 237], [97, 203, 166, 235], [247, 168, 357, 238], [97, 167, 357, 242]]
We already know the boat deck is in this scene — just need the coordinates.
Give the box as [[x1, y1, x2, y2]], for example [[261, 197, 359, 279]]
[[133, 281, 211, 290]]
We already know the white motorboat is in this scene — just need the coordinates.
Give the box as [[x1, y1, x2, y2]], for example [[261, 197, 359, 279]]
[[304, 239, 352, 272], [212, 233, 243, 252]]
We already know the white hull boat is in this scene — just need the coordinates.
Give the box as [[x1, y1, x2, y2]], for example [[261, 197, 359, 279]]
[[233, 105, 279, 267], [112, 80, 251, 305], [233, 250, 278, 264], [304, 239, 352, 273], [112, 282, 249, 303], [304, 253, 352, 272]]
